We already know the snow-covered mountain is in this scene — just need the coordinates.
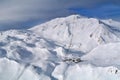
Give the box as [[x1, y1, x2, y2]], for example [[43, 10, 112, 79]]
[[30, 15, 120, 53], [0, 15, 120, 80]]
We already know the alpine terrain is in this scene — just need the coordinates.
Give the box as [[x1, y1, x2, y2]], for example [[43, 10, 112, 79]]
[[0, 15, 120, 80]]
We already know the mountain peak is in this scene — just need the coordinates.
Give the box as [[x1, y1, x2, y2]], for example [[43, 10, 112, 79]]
[[65, 14, 86, 19]]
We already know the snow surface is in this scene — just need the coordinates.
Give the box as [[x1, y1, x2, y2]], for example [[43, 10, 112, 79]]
[[0, 15, 120, 80]]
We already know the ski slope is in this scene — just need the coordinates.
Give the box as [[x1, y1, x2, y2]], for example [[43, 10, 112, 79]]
[[0, 15, 120, 80]]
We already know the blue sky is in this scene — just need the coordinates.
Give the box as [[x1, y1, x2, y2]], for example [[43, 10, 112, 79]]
[[0, 0, 120, 31], [69, 4, 120, 20]]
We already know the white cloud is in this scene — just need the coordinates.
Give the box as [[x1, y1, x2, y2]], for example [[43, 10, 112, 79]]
[[0, 0, 119, 30], [0, 0, 105, 23]]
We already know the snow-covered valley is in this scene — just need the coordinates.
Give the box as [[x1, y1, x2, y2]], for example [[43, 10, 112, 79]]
[[0, 15, 120, 80]]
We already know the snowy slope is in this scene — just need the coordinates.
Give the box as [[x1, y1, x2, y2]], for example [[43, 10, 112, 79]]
[[0, 30, 60, 80], [82, 43, 120, 67], [0, 15, 120, 80]]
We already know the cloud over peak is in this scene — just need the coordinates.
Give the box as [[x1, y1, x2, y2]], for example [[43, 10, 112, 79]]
[[0, 0, 120, 30]]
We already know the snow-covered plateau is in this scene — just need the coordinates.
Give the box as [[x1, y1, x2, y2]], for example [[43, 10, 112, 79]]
[[0, 15, 120, 80]]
